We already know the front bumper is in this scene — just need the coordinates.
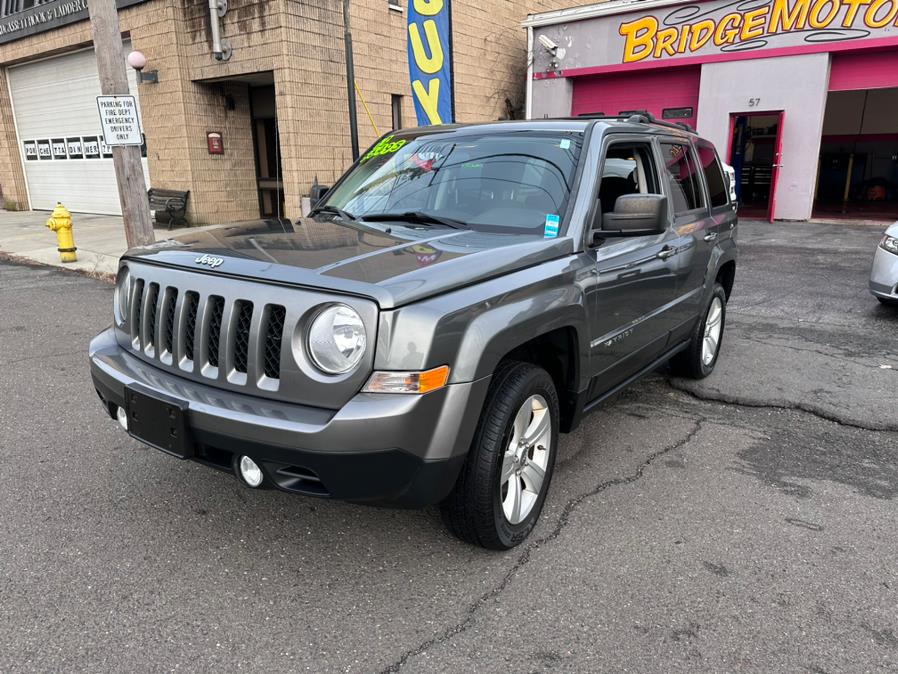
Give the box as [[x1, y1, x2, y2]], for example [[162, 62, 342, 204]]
[[89, 328, 490, 506], [870, 245, 898, 300]]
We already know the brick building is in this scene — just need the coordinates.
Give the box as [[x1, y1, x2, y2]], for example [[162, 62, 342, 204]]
[[0, 0, 570, 224]]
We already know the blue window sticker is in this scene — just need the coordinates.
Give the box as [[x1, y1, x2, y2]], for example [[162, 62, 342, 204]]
[[544, 214, 560, 238], [559, 139, 571, 150]]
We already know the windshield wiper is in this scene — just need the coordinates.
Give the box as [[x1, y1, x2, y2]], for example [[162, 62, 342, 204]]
[[308, 204, 356, 221], [361, 211, 469, 230]]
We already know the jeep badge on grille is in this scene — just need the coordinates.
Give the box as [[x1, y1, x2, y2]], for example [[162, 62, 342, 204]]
[[194, 254, 224, 268]]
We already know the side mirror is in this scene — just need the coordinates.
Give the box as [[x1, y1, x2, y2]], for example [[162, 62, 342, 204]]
[[598, 194, 667, 236], [310, 184, 331, 207]]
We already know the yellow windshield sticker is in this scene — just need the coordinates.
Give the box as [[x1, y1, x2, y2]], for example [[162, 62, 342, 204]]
[[362, 135, 408, 163]]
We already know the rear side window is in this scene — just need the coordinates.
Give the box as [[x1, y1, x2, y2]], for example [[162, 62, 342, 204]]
[[696, 141, 729, 208], [660, 142, 705, 215]]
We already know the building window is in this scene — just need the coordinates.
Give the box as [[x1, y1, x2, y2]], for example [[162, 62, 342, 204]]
[[662, 107, 694, 120], [391, 94, 403, 130], [388, 0, 402, 10]]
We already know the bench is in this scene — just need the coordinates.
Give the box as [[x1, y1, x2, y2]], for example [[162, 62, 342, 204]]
[[147, 188, 190, 228]]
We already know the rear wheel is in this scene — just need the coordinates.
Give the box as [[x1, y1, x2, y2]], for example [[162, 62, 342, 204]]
[[670, 283, 727, 379], [440, 361, 559, 549]]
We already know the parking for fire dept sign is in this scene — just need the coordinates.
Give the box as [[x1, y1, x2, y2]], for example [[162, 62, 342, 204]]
[[96, 95, 143, 146]]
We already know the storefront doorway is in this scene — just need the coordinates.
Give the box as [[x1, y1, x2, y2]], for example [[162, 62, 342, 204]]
[[728, 111, 784, 222]]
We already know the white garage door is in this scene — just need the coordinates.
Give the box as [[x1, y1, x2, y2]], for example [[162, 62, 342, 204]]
[[7, 45, 150, 214]]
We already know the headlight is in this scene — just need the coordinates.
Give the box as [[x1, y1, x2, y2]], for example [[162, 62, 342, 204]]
[[114, 266, 131, 324], [306, 304, 367, 374], [880, 235, 898, 255]]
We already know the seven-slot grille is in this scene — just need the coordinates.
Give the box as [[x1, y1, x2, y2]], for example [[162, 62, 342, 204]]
[[127, 278, 286, 388]]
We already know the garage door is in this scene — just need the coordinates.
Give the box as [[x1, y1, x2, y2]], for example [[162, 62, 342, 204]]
[[7, 45, 149, 214], [571, 66, 701, 129]]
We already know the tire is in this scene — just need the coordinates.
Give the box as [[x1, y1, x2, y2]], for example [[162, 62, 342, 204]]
[[440, 361, 559, 550], [877, 296, 898, 306], [670, 283, 727, 379]]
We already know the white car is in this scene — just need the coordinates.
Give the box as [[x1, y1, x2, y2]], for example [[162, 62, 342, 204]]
[[870, 222, 898, 306], [722, 162, 738, 205]]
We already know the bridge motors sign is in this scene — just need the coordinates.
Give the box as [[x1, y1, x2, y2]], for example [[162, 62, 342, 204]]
[[619, 0, 898, 63], [535, 0, 898, 73]]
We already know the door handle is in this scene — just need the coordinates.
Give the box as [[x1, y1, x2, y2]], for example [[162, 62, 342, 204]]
[[656, 247, 677, 260], [703, 232, 718, 242]]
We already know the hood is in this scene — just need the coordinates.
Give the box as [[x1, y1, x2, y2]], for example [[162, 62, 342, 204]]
[[124, 218, 574, 309]]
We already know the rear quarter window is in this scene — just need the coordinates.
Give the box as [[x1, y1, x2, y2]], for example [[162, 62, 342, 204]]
[[696, 141, 729, 208]]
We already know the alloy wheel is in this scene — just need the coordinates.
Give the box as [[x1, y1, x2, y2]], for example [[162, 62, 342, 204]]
[[702, 296, 724, 366], [499, 394, 552, 525]]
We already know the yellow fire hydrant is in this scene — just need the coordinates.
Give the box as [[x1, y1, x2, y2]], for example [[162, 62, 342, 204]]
[[46, 202, 77, 263]]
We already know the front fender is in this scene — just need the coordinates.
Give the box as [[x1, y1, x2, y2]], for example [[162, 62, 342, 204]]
[[373, 256, 592, 385]]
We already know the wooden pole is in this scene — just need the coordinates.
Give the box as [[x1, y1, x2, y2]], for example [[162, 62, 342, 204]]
[[88, 0, 155, 247], [342, 0, 360, 161]]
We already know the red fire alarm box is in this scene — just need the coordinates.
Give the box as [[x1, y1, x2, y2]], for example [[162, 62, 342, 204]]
[[207, 132, 224, 155]]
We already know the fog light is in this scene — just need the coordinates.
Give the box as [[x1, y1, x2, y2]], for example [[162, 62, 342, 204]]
[[238, 456, 264, 488], [116, 406, 129, 431]]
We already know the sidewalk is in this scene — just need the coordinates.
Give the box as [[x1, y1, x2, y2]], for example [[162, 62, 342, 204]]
[[0, 209, 182, 278]]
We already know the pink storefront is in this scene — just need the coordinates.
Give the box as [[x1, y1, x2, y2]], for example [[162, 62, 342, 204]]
[[525, 0, 898, 221]]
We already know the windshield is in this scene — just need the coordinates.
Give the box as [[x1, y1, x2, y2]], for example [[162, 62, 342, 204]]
[[321, 129, 584, 234]]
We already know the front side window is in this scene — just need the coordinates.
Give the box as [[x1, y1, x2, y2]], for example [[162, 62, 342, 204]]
[[696, 141, 729, 208], [322, 130, 584, 234], [598, 142, 659, 213], [660, 142, 706, 215]]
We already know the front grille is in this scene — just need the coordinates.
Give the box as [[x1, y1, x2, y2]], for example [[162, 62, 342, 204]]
[[232, 301, 253, 374], [126, 282, 286, 388], [145, 283, 160, 351], [163, 288, 178, 355], [263, 305, 286, 379], [183, 291, 199, 361], [131, 278, 145, 347], [206, 296, 224, 368]]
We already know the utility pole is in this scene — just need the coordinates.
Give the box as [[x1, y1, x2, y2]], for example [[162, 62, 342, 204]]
[[342, 0, 360, 161], [89, 0, 155, 247]]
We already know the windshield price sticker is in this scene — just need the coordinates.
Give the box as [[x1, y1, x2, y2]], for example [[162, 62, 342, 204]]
[[544, 214, 560, 238], [97, 95, 143, 146], [361, 134, 408, 163]]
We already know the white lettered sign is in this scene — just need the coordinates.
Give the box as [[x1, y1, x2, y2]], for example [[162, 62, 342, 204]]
[[96, 95, 143, 146]]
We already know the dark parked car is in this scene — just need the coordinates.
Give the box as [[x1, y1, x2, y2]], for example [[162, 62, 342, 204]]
[[90, 115, 737, 549]]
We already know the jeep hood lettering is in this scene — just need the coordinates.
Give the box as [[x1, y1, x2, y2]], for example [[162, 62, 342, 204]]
[[124, 218, 574, 308]]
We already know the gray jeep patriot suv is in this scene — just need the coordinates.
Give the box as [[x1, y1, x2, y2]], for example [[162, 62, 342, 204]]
[[89, 115, 737, 549]]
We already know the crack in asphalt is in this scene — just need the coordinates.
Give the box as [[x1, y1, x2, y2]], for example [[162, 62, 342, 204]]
[[378, 418, 705, 674], [667, 379, 897, 433], [736, 334, 898, 369]]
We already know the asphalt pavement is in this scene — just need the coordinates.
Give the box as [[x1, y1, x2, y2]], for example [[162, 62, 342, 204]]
[[1, 220, 897, 673]]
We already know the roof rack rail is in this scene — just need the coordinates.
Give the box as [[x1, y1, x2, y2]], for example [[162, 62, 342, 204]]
[[574, 111, 695, 134]]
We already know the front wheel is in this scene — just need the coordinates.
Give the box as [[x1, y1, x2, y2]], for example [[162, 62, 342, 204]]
[[670, 283, 727, 379], [440, 361, 559, 550]]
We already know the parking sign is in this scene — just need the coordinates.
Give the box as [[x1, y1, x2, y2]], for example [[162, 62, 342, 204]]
[[96, 95, 143, 146]]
